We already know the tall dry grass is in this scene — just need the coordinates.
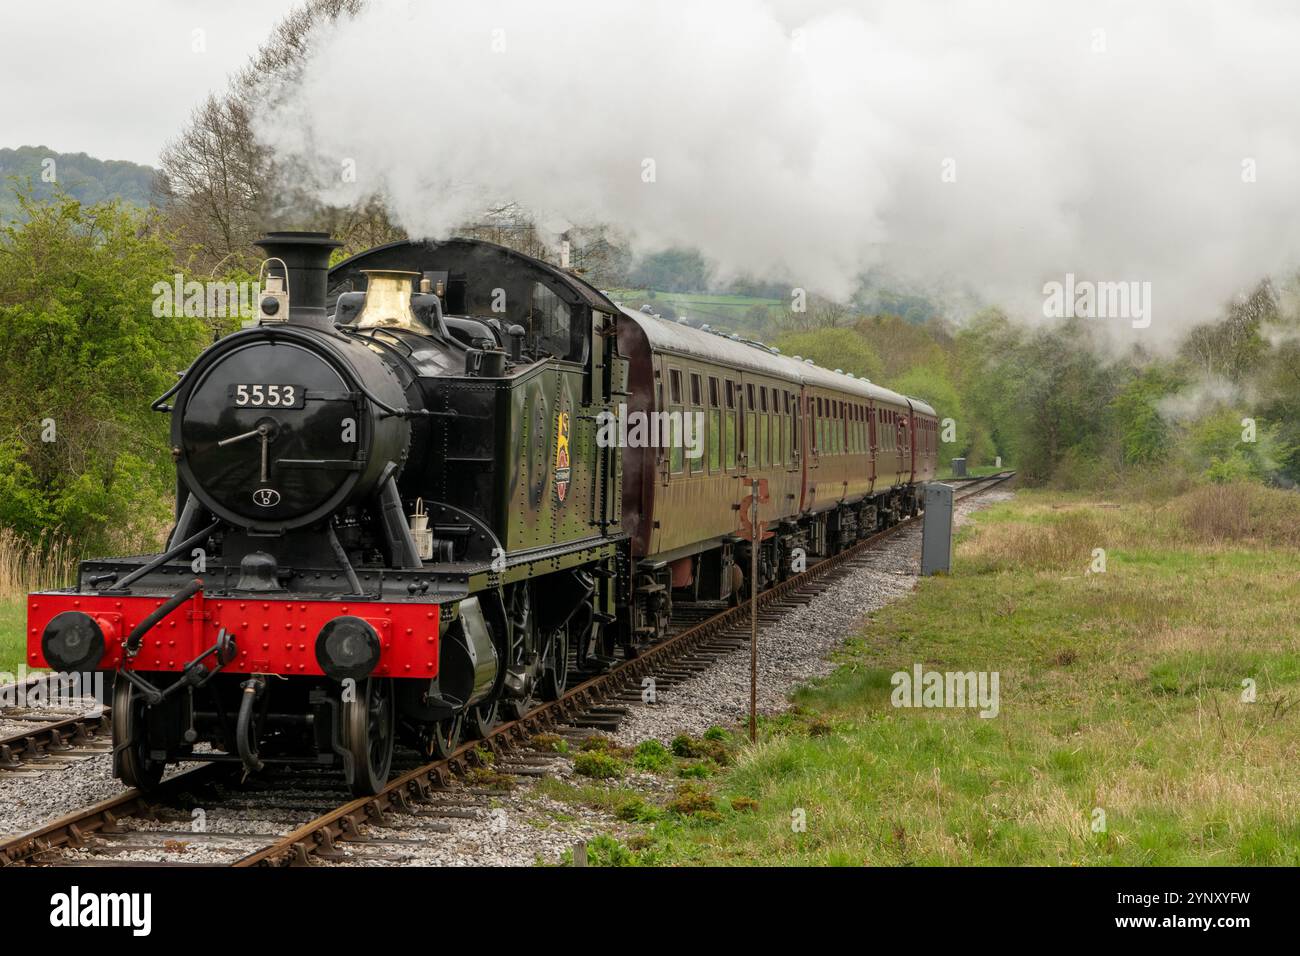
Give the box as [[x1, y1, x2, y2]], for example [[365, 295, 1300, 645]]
[[961, 507, 1109, 572], [1174, 481, 1300, 547], [0, 528, 80, 602]]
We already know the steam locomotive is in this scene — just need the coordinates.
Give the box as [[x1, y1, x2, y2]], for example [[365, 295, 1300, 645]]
[[27, 232, 937, 795]]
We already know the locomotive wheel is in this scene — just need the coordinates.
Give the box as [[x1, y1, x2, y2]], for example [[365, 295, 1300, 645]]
[[465, 699, 498, 739], [342, 677, 395, 796], [420, 715, 463, 760], [540, 623, 570, 701], [112, 675, 165, 791]]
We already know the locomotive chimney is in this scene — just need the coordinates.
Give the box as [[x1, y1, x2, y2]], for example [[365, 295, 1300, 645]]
[[254, 231, 343, 327]]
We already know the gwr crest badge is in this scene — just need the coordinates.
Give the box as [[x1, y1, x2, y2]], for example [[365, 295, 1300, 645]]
[[554, 411, 571, 504]]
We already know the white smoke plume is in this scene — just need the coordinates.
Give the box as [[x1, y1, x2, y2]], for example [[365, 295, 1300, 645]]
[[253, 0, 1300, 339]]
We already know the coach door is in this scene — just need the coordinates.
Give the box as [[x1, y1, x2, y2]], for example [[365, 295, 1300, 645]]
[[785, 389, 800, 475], [866, 400, 877, 493], [895, 410, 907, 480], [901, 411, 914, 483]]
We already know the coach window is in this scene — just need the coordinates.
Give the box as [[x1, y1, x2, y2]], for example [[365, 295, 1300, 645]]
[[708, 377, 721, 473], [771, 388, 781, 466], [689, 373, 705, 475], [758, 386, 769, 467], [667, 368, 685, 475], [725, 380, 738, 470], [784, 393, 794, 461], [744, 385, 756, 467], [785, 395, 795, 457]]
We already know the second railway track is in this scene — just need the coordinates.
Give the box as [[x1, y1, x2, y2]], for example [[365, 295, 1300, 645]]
[[0, 472, 1013, 867]]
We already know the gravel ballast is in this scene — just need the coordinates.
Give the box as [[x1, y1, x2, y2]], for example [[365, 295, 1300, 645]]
[[610, 489, 1013, 746]]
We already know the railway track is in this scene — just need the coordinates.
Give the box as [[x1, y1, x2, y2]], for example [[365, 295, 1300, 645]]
[[0, 472, 1014, 867], [0, 673, 114, 776]]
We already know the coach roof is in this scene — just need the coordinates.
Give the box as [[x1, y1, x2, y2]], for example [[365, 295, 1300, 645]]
[[622, 308, 921, 411]]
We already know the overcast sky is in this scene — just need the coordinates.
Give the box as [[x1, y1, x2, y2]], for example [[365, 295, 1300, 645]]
[[0, 0, 302, 166]]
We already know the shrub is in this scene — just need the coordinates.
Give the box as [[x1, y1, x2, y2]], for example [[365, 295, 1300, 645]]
[[631, 739, 673, 772], [670, 733, 697, 757], [614, 797, 663, 823], [573, 750, 624, 780], [666, 783, 717, 817], [670, 733, 731, 765], [583, 834, 637, 866], [531, 733, 568, 754]]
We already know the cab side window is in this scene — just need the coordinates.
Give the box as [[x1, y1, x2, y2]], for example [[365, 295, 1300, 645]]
[[528, 282, 580, 362]]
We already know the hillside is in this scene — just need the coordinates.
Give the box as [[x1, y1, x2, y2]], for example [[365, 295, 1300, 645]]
[[0, 145, 156, 221]]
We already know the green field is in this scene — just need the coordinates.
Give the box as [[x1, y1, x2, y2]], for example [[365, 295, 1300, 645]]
[[605, 289, 783, 333], [541, 483, 1300, 865]]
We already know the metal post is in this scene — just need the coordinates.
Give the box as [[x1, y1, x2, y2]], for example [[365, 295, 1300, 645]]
[[921, 482, 955, 576], [750, 478, 759, 743]]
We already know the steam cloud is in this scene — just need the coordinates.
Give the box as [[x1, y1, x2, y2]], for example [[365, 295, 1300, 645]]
[[253, 0, 1300, 338]]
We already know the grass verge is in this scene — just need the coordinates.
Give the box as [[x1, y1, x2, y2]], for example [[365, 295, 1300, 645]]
[[568, 482, 1300, 865]]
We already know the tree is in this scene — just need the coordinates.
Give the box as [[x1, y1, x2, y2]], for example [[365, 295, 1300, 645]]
[[772, 328, 883, 381], [1108, 365, 1182, 465], [1179, 279, 1273, 384], [155, 0, 382, 274], [0, 191, 207, 553]]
